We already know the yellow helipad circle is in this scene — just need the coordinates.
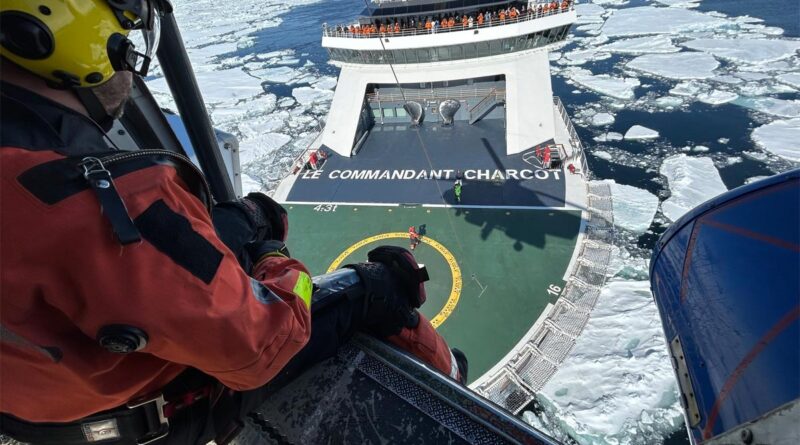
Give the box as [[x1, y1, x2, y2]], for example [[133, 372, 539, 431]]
[[327, 232, 461, 328]]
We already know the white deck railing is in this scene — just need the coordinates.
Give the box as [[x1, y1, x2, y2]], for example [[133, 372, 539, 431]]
[[553, 96, 588, 175], [323, 4, 574, 39], [366, 87, 505, 103]]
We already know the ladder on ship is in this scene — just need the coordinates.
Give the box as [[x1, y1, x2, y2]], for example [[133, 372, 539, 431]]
[[469, 89, 504, 125]]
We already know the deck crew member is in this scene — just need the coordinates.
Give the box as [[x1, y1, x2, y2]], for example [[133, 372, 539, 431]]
[[454, 180, 463, 203], [0, 2, 466, 444], [409, 226, 421, 250]]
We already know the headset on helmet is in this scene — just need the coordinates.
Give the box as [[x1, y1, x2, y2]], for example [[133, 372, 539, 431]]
[[0, 0, 172, 88]]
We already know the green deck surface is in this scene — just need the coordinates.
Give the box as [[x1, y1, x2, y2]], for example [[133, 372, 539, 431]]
[[285, 204, 582, 383]]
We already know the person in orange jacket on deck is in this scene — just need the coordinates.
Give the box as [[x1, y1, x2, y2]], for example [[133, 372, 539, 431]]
[[0, 2, 468, 444], [477, 12, 484, 25], [425, 19, 432, 31], [448, 16, 455, 27], [499, 9, 507, 21]]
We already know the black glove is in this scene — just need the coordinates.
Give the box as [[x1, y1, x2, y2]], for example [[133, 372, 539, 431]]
[[345, 246, 430, 337], [217, 192, 288, 243]]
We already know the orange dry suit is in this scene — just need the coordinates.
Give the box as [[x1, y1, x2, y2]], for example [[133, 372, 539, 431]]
[[0, 82, 313, 424]]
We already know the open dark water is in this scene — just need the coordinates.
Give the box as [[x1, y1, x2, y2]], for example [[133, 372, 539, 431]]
[[240, 1, 798, 443]]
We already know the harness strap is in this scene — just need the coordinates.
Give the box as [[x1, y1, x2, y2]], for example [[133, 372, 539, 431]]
[[0, 386, 213, 445]]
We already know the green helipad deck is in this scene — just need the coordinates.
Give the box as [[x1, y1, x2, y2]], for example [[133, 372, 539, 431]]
[[285, 204, 582, 383]]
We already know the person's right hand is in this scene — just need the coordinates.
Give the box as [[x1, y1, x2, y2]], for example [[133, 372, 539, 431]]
[[345, 246, 429, 337]]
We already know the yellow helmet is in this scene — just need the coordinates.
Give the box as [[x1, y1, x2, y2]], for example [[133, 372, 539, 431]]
[[0, 0, 167, 87]]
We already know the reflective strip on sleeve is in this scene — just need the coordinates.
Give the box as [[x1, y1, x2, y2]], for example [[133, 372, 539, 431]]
[[293, 271, 313, 309], [249, 278, 281, 305]]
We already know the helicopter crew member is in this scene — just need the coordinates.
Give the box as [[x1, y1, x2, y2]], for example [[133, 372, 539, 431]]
[[0, 1, 465, 444]]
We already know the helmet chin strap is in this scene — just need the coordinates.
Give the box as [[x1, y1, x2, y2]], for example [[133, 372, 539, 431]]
[[74, 87, 117, 134]]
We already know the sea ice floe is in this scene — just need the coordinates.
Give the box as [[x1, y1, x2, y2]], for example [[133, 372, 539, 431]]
[[777, 73, 800, 90], [660, 154, 728, 221], [734, 97, 800, 118], [591, 113, 616, 126], [627, 52, 719, 80], [594, 132, 624, 142], [312, 76, 338, 90], [238, 132, 292, 165], [292, 86, 335, 106], [751, 118, 800, 162], [654, 0, 700, 7], [149, 68, 266, 105], [248, 66, 304, 84], [655, 96, 684, 108], [597, 35, 680, 54], [734, 71, 771, 82], [575, 3, 606, 24], [682, 38, 800, 64], [602, 180, 660, 233], [211, 95, 279, 127], [624, 125, 659, 140], [568, 68, 640, 100], [536, 280, 683, 444], [711, 75, 743, 85], [692, 145, 710, 152], [563, 49, 612, 66], [241, 173, 263, 195], [696, 90, 738, 105], [602, 6, 727, 37], [594, 150, 614, 160]]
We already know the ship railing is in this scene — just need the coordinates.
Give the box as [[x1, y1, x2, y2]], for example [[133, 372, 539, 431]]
[[322, 4, 574, 39], [366, 88, 505, 103], [553, 96, 588, 176], [287, 130, 326, 176]]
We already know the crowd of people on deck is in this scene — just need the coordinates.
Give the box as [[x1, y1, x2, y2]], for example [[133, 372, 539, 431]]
[[328, 0, 574, 37]]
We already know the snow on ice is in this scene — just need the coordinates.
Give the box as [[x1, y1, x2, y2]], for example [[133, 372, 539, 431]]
[[593, 150, 614, 160], [597, 35, 680, 54], [534, 280, 684, 444], [627, 52, 720, 80], [777, 73, 800, 90], [591, 113, 616, 126], [594, 132, 624, 142], [697, 90, 738, 105], [568, 68, 640, 100], [602, 6, 727, 37], [624, 125, 659, 140], [751, 118, 800, 162], [660, 155, 728, 221], [682, 38, 800, 64], [292, 87, 335, 106], [575, 3, 606, 24]]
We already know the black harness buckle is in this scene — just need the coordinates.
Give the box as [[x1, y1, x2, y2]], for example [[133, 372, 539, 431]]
[[125, 394, 169, 444]]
